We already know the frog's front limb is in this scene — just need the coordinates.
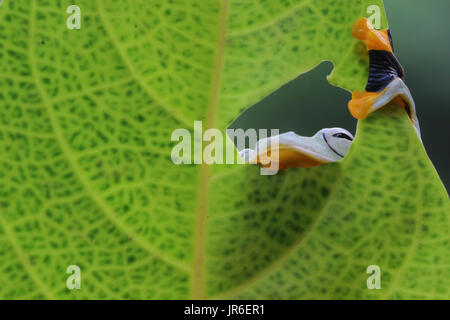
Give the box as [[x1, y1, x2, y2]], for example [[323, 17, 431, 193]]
[[350, 78, 421, 137], [239, 128, 353, 171]]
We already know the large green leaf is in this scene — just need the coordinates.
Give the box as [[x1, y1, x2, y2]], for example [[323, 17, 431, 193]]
[[0, 0, 447, 300], [209, 104, 449, 299]]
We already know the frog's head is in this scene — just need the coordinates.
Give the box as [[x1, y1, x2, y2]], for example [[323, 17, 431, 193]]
[[239, 127, 354, 171], [319, 127, 354, 159]]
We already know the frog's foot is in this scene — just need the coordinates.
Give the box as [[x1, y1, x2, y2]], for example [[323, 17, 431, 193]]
[[239, 129, 354, 171], [352, 17, 392, 52], [348, 90, 382, 119]]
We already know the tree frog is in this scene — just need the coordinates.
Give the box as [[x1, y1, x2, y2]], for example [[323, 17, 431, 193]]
[[349, 17, 421, 138], [239, 128, 353, 170], [240, 17, 420, 171]]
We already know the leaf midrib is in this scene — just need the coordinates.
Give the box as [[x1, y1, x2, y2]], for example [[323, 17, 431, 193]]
[[192, 0, 229, 300]]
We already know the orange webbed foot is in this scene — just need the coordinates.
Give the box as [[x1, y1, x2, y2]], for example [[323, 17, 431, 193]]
[[348, 90, 384, 119], [352, 17, 392, 53]]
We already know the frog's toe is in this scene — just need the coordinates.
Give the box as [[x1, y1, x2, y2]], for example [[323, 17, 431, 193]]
[[352, 17, 371, 41], [352, 17, 392, 52]]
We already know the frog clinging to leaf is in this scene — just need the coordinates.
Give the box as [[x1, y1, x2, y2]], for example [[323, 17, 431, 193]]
[[240, 17, 420, 170]]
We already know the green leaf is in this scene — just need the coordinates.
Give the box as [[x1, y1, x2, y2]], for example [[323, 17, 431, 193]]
[[0, 0, 447, 300], [209, 104, 449, 299]]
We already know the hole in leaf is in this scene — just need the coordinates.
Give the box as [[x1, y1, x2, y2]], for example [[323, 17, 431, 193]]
[[228, 61, 356, 149]]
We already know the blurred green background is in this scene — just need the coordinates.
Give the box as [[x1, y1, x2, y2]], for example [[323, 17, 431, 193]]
[[230, 0, 450, 190]]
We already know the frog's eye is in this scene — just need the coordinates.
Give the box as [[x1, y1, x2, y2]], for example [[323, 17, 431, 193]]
[[332, 132, 353, 141], [322, 128, 354, 158]]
